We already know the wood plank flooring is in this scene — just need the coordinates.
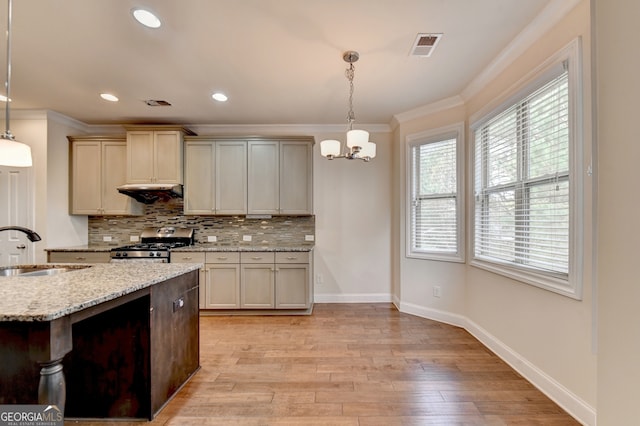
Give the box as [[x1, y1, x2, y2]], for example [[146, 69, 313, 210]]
[[67, 303, 580, 425]]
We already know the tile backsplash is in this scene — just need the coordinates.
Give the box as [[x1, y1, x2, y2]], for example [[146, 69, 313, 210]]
[[88, 198, 315, 247]]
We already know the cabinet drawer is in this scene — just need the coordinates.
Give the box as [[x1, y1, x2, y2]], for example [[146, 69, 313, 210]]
[[206, 252, 240, 264], [48, 251, 110, 263], [240, 252, 275, 264], [275, 252, 310, 264], [172, 252, 205, 263]]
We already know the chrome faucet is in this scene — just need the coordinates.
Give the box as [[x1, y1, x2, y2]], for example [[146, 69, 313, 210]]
[[0, 226, 41, 242]]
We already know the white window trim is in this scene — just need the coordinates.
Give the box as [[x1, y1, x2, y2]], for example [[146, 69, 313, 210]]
[[406, 122, 465, 262], [469, 38, 584, 299]]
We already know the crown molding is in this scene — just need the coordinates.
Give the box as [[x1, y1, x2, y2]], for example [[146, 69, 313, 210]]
[[461, 0, 582, 101], [392, 96, 464, 126]]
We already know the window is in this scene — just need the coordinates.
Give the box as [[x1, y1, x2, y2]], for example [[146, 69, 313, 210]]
[[471, 39, 582, 298], [407, 123, 464, 262]]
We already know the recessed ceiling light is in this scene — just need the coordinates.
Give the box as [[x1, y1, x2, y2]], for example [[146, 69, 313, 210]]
[[212, 92, 228, 102], [100, 93, 119, 102], [132, 8, 161, 29]]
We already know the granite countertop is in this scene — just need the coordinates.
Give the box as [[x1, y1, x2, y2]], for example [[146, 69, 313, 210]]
[[0, 263, 201, 322], [46, 244, 314, 252]]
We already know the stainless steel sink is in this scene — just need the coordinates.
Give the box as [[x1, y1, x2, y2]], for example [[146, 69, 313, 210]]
[[0, 266, 88, 277]]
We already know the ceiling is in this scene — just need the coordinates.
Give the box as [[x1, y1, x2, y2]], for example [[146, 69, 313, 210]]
[[0, 0, 560, 127]]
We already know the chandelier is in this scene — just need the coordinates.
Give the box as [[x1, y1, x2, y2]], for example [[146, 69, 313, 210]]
[[0, 0, 32, 167], [320, 51, 376, 162]]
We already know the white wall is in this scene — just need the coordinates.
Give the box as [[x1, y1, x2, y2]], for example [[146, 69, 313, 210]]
[[594, 0, 640, 424], [393, 1, 596, 424]]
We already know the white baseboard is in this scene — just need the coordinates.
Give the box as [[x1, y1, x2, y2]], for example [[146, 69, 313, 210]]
[[396, 302, 596, 426], [314, 293, 392, 303]]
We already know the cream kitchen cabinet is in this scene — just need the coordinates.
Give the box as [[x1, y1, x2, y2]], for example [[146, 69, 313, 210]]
[[47, 250, 111, 263], [205, 252, 241, 308], [173, 249, 312, 312], [247, 139, 313, 215], [125, 126, 193, 184], [183, 139, 247, 215], [69, 136, 143, 215], [240, 252, 275, 308], [171, 252, 207, 309], [275, 251, 311, 309]]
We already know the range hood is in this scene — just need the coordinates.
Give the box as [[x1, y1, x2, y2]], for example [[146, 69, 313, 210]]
[[117, 183, 183, 204]]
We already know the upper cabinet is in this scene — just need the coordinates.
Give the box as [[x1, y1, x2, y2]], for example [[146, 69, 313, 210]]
[[124, 126, 194, 184], [184, 136, 313, 216], [69, 136, 143, 215], [184, 139, 247, 215]]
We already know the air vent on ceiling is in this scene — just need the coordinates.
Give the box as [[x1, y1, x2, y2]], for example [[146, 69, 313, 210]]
[[410, 33, 442, 57], [144, 99, 172, 106]]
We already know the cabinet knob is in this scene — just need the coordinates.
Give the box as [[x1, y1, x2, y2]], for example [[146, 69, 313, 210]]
[[16, 244, 26, 249]]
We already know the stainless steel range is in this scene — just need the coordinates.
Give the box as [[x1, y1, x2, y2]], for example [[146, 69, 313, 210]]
[[110, 227, 194, 262]]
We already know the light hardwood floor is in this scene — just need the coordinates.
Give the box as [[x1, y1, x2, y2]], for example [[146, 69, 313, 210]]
[[68, 303, 580, 425]]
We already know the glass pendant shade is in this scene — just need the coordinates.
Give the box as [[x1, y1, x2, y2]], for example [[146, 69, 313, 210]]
[[346, 129, 369, 148], [0, 137, 32, 167], [359, 142, 376, 159], [320, 139, 341, 158]]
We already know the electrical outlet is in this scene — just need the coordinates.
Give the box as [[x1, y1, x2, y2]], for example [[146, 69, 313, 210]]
[[103, 235, 112, 242], [433, 286, 442, 298], [316, 273, 324, 285], [207, 235, 217, 242], [305, 235, 315, 242], [130, 235, 139, 242], [243, 235, 252, 242]]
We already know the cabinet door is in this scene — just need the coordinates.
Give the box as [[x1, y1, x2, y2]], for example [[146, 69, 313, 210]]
[[216, 141, 247, 214], [184, 141, 215, 214], [247, 141, 279, 214], [47, 251, 111, 263], [171, 252, 207, 309], [102, 141, 135, 214], [240, 264, 275, 308], [126, 131, 155, 183], [275, 264, 309, 309], [71, 141, 102, 214], [206, 264, 241, 309], [154, 131, 183, 184], [280, 141, 313, 215]]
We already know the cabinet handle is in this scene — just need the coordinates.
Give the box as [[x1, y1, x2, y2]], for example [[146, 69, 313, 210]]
[[217, 256, 228, 260], [182, 257, 193, 260], [286, 256, 297, 260], [75, 256, 87, 260], [251, 257, 262, 260]]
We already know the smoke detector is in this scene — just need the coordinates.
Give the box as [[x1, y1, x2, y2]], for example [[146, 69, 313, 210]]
[[410, 33, 442, 57]]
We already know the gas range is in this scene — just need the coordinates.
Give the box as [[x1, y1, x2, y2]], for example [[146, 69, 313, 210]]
[[110, 227, 194, 262]]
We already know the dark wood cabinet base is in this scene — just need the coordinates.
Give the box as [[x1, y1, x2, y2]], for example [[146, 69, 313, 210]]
[[0, 270, 199, 420]]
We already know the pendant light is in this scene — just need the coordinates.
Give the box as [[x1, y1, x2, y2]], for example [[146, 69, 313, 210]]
[[0, 0, 31, 167], [320, 51, 376, 162]]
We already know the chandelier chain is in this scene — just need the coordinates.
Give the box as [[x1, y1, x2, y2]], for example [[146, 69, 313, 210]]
[[346, 63, 355, 129]]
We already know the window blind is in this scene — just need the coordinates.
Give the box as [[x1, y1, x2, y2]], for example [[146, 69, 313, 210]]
[[474, 71, 569, 276], [410, 137, 458, 254]]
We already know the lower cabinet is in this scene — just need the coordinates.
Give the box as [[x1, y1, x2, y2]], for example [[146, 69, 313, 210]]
[[205, 252, 241, 309], [47, 251, 111, 263], [172, 250, 311, 312], [240, 252, 276, 308]]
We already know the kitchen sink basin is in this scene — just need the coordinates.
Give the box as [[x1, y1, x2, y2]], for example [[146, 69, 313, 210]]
[[0, 265, 89, 277]]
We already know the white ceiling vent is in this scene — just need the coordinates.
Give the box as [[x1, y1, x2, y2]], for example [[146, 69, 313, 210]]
[[410, 33, 442, 57], [144, 99, 172, 106]]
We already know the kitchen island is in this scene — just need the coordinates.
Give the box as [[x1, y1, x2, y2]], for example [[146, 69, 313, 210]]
[[0, 262, 201, 420]]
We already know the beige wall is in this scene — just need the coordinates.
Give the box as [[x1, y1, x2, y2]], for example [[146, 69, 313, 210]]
[[594, 0, 640, 424], [394, 1, 596, 422]]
